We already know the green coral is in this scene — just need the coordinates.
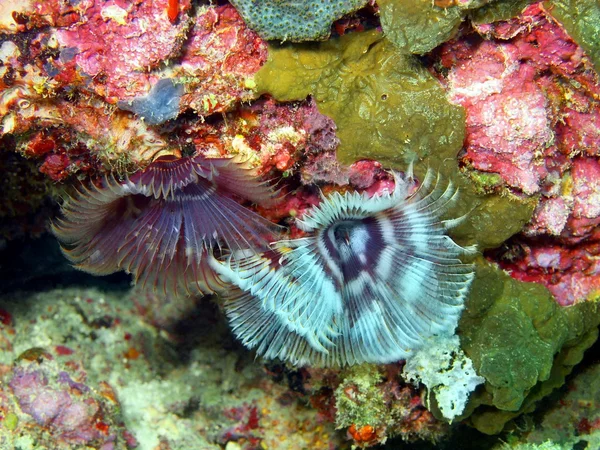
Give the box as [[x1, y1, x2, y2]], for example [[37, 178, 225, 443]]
[[334, 365, 387, 429], [545, 0, 600, 72], [378, 0, 463, 54], [3, 412, 18, 431], [255, 29, 536, 249], [379, 0, 539, 54], [499, 360, 600, 449], [256, 30, 465, 169], [458, 259, 600, 434], [229, 0, 368, 42], [470, 0, 533, 24], [465, 169, 505, 195]]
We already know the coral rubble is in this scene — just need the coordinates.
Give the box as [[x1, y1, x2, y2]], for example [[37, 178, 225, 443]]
[[0, 287, 340, 449]]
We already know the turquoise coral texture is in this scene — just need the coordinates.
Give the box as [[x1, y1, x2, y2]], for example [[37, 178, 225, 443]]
[[229, 0, 369, 41]]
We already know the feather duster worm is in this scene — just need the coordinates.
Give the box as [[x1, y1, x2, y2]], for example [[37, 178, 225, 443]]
[[52, 155, 280, 294], [213, 170, 476, 366]]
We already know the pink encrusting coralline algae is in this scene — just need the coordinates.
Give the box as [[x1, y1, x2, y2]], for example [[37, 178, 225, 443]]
[[430, 2, 600, 305]]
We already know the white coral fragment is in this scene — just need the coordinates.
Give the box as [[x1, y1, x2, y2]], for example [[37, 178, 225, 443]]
[[403, 334, 484, 421]]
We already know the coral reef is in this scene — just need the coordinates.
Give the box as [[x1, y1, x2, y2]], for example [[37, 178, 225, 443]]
[[0, 3, 266, 174], [330, 364, 448, 446], [434, 3, 599, 197], [1, 0, 600, 448], [5, 349, 133, 449], [459, 259, 599, 434], [511, 357, 600, 449], [250, 0, 600, 440], [484, 350, 600, 450], [53, 0, 191, 105]]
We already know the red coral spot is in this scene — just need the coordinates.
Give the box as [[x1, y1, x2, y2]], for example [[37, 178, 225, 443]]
[[25, 135, 56, 157], [11, 11, 29, 25], [247, 406, 260, 429], [167, 0, 179, 23], [349, 424, 377, 443], [55, 345, 74, 356], [39, 153, 71, 181], [577, 418, 592, 435], [95, 420, 110, 434], [0, 309, 12, 326]]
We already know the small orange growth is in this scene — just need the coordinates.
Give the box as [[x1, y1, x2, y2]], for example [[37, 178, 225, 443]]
[[17, 348, 53, 362], [167, 0, 178, 23], [348, 424, 376, 443], [96, 421, 110, 434], [320, 184, 351, 197], [433, 0, 458, 7], [98, 381, 118, 403], [124, 347, 140, 360]]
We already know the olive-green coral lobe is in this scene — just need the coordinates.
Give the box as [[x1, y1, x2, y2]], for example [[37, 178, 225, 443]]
[[470, 0, 534, 24], [378, 0, 536, 54], [255, 29, 536, 249], [458, 259, 600, 434], [256, 30, 465, 176], [379, 0, 463, 54], [545, 0, 600, 72]]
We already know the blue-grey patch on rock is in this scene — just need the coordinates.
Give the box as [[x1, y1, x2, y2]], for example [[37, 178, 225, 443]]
[[118, 78, 184, 125]]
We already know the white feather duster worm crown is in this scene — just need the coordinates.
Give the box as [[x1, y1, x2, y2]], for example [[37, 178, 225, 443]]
[[212, 169, 476, 367]]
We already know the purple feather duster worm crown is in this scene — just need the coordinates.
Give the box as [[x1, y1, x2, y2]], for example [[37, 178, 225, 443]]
[[52, 154, 280, 294], [212, 170, 476, 366]]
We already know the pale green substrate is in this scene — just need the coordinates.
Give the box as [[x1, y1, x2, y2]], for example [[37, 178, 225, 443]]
[[0, 287, 339, 450]]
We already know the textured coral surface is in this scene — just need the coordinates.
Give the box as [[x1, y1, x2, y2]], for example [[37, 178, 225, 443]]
[[1, 0, 600, 448], [229, 0, 369, 42], [430, 2, 600, 305], [0, 286, 342, 449]]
